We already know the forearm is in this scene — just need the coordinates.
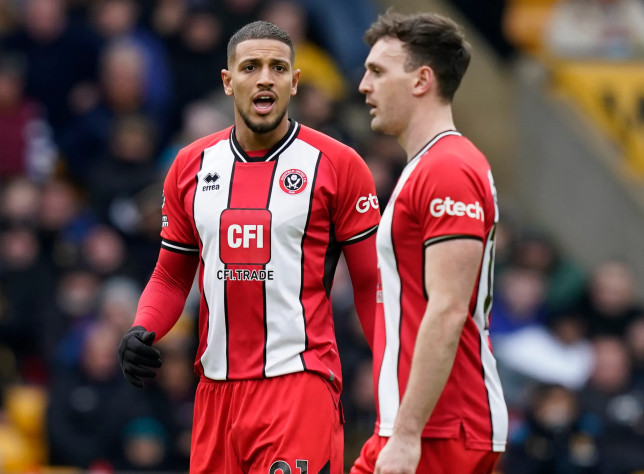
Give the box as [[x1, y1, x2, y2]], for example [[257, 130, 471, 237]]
[[134, 249, 198, 340], [393, 305, 467, 438]]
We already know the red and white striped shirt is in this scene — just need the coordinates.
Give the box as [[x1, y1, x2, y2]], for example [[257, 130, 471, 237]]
[[373, 131, 508, 451], [160, 120, 380, 397]]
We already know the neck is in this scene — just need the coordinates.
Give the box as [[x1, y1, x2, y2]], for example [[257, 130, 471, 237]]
[[398, 100, 456, 162], [234, 113, 290, 152]]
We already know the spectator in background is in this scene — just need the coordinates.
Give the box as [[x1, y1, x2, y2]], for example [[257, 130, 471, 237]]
[[546, 0, 644, 59], [513, 233, 586, 314], [491, 266, 549, 336], [0, 177, 40, 227], [0, 0, 102, 131], [51, 270, 100, 369], [91, 0, 171, 121], [581, 260, 642, 337], [261, 0, 345, 101], [59, 41, 157, 180], [0, 54, 56, 181], [0, 226, 54, 380], [581, 337, 644, 474], [47, 321, 141, 469], [38, 179, 96, 273], [87, 115, 158, 233], [626, 316, 644, 387], [495, 311, 594, 405], [81, 225, 132, 280], [214, 0, 265, 41], [294, 85, 354, 145], [505, 384, 601, 474], [165, 7, 226, 134]]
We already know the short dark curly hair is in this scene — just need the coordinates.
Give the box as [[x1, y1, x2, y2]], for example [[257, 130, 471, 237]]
[[364, 11, 471, 102], [227, 21, 295, 65]]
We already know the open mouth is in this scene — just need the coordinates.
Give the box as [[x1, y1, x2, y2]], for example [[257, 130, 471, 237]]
[[253, 95, 275, 115]]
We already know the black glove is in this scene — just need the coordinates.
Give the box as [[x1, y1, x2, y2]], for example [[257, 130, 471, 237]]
[[117, 326, 162, 388]]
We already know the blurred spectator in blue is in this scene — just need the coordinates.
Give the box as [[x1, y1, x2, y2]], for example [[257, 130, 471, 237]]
[[261, 1, 346, 101], [491, 267, 549, 336], [296, 0, 376, 82], [505, 384, 601, 474], [512, 233, 586, 314], [496, 311, 594, 406], [91, 0, 171, 122], [0, 53, 56, 181], [98, 276, 140, 335], [87, 115, 158, 233], [47, 320, 143, 469], [580, 337, 644, 474], [0, 0, 102, 131], [164, 6, 225, 135], [80, 225, 132, 279], [37, 179, 97, 273], [59, 41, 159, 180], [626, 316, 644, 387], [546, 0, 644, 59], [581, 260, 642, 337], [52, 270, 100, 369]]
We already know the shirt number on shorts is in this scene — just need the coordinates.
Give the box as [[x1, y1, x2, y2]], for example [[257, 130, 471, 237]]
[[269, 459, 308, 474]]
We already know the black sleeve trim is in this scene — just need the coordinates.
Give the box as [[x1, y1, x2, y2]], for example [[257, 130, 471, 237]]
[[423, 234, 483, 248], [161, 238, 199, 254], [340, 224, 379, 246]]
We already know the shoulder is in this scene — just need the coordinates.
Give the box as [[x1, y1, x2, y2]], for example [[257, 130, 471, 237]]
[[173, 127, 233, 169], [416, 135, 489, 180]]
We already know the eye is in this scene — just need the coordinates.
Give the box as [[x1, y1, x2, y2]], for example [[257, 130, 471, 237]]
[[243, 64, 256, 72], [274, 65, 286, 72]]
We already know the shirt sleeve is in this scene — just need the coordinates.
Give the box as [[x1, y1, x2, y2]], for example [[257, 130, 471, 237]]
[[332, 147, 380, 244], [413, 154, 488, 247], [160, 150, 199, 255]]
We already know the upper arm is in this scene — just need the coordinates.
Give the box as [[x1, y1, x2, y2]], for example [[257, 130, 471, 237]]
[[414, 154, 489, 312], [160, 150, 200, 255], [424, 239, 483, 314], [331, 148, 380, 244]]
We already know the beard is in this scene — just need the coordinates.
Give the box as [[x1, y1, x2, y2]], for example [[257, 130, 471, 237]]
[[237, 100, 288, 135]]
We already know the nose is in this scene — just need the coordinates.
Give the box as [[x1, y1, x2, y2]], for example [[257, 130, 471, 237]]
[[257, 65, 274, 88], [358, 72, 371, 95]]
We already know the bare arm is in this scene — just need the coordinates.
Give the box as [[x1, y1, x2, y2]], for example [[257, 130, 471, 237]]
[[375, 238, 483, 474]]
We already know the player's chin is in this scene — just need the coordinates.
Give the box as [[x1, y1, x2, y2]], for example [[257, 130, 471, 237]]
[[370, 117, 390, 134]]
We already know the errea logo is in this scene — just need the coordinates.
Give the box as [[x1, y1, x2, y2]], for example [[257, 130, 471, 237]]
[[356, 193, 379, 213], [430, 197, 485, 222]]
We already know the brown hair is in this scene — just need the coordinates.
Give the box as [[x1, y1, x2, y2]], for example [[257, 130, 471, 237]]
[[364, 11, 471, 102]]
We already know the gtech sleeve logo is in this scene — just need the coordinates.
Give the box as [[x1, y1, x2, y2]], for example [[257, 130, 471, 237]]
[[356, 193, 379, 213], [430, 197, 485, 221], [220, 209, 271, 264]]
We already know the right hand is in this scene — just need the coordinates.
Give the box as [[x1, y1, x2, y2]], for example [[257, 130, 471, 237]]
[[117, 326, 162, 388]]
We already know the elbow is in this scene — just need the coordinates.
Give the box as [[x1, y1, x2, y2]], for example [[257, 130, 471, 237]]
[[435, 304, 470, 332]]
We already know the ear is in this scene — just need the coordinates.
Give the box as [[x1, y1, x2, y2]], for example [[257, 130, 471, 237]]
[[222, 69, 233, 96], [291, 69, 301, 96], [412, 65, 434, 97]]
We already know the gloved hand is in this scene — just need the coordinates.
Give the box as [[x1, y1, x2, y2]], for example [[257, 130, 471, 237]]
[[117, 326, 162, 388]]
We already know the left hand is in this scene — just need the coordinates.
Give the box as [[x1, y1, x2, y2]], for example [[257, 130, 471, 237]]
[[374, 433, 421, 474]]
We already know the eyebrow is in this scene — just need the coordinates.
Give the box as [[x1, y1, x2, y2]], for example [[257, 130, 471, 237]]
[[238, 57, 291, 67]]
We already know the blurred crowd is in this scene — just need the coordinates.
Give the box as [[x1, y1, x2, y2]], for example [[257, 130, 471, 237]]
[[0, 0, 643, 473]]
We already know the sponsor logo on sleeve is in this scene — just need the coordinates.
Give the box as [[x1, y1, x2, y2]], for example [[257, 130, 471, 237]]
[[430, 197, 485, 221], [356, 193, 379, 213], [162, 215, 168, 228]]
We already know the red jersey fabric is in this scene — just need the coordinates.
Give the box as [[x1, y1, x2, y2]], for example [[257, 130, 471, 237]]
[[373, 131, 508, 451], [158, 119, 380, 399]]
